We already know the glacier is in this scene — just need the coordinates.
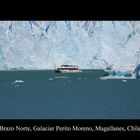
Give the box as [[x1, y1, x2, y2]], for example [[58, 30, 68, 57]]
[[0, 21, 140, 70]]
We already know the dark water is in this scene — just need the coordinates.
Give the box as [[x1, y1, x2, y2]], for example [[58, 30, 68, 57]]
[[0, 70, 140, 119]]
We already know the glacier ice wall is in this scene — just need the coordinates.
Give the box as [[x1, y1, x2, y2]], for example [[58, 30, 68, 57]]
[[0, 21, 140, 70]]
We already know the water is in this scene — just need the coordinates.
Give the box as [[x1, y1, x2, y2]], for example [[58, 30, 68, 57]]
[[0, 70, 140, 119]]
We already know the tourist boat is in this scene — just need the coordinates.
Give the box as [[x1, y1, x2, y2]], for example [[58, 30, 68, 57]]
[[55, 65, 81, 73]]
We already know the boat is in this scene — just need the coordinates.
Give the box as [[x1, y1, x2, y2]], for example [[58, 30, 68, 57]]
[[55, 65, 81, 73]]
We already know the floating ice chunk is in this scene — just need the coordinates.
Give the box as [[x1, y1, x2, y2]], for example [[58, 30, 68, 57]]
[[77, 78, 81, 80], [49, 78, 53, 80], [14, 84, 19, 87], [122, 80, 127, 82], [12, 80, 24, 84], [15, 80, 24, 83]]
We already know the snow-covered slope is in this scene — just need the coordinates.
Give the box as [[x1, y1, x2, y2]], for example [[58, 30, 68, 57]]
[[0, 21, 140, 70]]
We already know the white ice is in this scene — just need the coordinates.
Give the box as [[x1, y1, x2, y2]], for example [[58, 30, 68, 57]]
[[0, 21, 140, 71]]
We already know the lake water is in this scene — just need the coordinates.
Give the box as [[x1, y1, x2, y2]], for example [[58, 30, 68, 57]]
[[0, 70, 140, 119]]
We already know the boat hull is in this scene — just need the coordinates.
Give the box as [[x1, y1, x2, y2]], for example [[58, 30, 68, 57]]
[[55, 69, 81, 73], [55, 65, 81, 73]]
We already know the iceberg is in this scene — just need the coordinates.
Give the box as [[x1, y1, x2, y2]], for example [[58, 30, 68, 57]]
[[100, 65, 136, 80], [14, 80, 24, 83], [134, 64, 140, 78]]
